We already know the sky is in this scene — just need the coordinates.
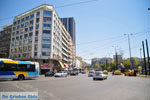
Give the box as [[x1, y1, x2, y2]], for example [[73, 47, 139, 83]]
[[0, 0, 150, 64]]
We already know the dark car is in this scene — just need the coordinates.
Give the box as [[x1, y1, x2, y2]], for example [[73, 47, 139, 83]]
[[45, 71, 56, 77]]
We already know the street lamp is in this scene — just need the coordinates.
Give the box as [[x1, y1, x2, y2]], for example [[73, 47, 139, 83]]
[[124, 33, 133, 69]]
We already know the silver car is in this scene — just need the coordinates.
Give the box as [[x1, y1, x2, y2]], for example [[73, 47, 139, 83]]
[[93, 71, 107, 80], [88, 71, 95, 77]]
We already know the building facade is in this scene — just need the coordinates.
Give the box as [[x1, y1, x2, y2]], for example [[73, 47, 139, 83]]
[[91, 57, 112, 65], [60, 17, 76, 45], [0, 24, 12, 58], [113, 55, 123, 63], [10, 4, 74, 66]]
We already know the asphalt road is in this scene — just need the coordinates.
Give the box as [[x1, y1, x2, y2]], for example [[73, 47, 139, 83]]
[[0, 74, 150, 100]]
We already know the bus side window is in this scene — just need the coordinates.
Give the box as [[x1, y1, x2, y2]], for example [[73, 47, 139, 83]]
[[18, 64, 26, 71], [0, 63, 5, 71], [26, 64, 35, 72], [31, 64, 35, 72], [5, 64, 18, 71]]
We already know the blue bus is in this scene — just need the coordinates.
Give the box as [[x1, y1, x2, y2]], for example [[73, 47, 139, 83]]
[[0, 59, 39, 80]]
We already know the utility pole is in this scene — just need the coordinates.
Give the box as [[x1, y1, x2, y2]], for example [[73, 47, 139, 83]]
[[146, 39, 150, 75], [140, 48, 143, 73], [112, 46, 118, 70], [142, 41, 147, 75], [124, 34, 133, 69]]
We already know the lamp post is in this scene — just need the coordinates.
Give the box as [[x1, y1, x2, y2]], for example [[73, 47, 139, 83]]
[[124, 33, 133, 69]]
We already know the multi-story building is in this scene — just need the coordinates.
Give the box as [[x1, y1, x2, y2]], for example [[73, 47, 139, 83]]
[[61, 17, 76, 45], [10, 4, 74, 66], [113, 55, 123, 63], [0, 24, 12, 58], [91, 57, 112, 65]]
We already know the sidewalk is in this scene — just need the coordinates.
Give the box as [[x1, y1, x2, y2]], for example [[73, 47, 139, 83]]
[[137, 74, 150, 78]]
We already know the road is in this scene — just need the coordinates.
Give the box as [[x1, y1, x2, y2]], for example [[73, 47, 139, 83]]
[[0, 74, 150, 100]]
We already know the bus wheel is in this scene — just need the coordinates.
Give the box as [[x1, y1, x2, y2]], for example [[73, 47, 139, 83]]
[[18, 75, 24, 80]]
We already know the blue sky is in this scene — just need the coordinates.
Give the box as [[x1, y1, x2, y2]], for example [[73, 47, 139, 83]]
[[0, 0, 150, 63]]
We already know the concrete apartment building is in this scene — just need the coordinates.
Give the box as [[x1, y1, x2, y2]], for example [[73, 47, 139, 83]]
[[10, 4, 74, 67], [61, 17, 76, 45], [0, 24, 12, 58], [61, 17, 76, 66]]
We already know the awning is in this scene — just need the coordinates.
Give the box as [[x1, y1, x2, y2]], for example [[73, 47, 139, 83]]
[[40, 64, 51, 69], [64, 63, 69, 68], [58, 61, 65, 69]]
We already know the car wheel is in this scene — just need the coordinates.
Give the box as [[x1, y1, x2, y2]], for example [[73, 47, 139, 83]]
[[18, 75, 24, 80], [93, 78, 95, 80]]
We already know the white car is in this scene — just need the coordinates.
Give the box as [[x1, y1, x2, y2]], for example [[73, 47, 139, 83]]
[[61, 72, 68, 77], [54, 72, 67, 77], [54, 72, 63, 77], [93, 71, 107, 80]]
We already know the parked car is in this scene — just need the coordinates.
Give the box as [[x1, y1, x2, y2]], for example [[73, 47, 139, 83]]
[[81, 70, 86, 74], [45, 71, 56, 77], [70, 70, 78, 76], [54, 72, 63, 77], [114, 70, 122, 75], [93, 71, 107, 80], [61, 71, 68, 77], [103, 70, 108, 75], [88, 71, 95, 77]]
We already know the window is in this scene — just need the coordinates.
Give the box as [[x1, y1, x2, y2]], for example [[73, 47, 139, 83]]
[[42, 44, 50, 49], [42, 52, 50, 56], [29, 26, 33, 31], [5, 64, 18, 71], [43, 10, 52, 16], [25, 28, 28, 32], [28, 39, 32, 43], [28, 46, 32, 51], [35, 31, 38, 36], [43, 30, 51, 34], [35, 37, 38, 42], [0, 64, 5, 71], [25, 22, 29, 27], [34, 45, 38, 50], [21, 24, 24, 28], [29, 32, 33, 37], [36, 12, 40, 16], [21, 18, 24, 23], [17, 20, 20, 24], [13, 22, 16, 25], [36, 18, 40, 23], [30, 20, 34, 25], [20, 36, 22, 40], [18, 64, 35, 72], [16, 36, 19, 41], [16, 31, 19, 35], [12, 38, 15, 42], [43, 17, 51, 22], [13, 27, 16, 31], [19, 41, 23, 45], [17, 25, 20, 30], [24, 40, 28, 44], [34, 52, 37, 56], [42, 37, 50, 42], [26, 16, 29, 21], [30, 14, 34, 19], [24, 34, 28, 39], [43, 24, 51, 28], [36, 24, 39, 29]]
